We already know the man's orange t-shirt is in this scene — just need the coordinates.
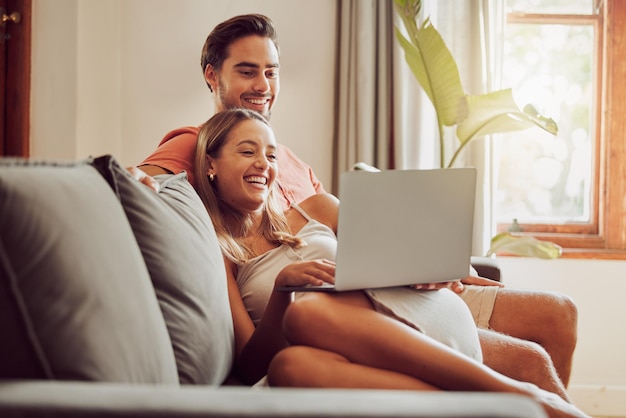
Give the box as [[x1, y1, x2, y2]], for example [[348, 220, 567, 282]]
[[140, 126, 326, 211]]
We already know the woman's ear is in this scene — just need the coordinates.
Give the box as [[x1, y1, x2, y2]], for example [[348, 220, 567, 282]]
[[206, 155, 216, 178]]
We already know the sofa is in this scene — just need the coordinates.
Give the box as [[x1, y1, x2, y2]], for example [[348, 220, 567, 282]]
[[0, 155, 543, 418]]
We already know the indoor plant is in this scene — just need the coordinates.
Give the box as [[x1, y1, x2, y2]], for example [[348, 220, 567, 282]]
[[393, 0, 558, 169], [393, 0, 561, 258]]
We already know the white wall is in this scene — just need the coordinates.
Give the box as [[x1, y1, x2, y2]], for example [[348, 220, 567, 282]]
[[30, 0, 336, 188], [29, 1, 626, 416], [499, 257, 626, 416], [30, 0, 79, 160]]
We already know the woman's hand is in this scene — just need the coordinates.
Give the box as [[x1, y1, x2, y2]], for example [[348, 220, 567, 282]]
[[275, 259, 336, 289]]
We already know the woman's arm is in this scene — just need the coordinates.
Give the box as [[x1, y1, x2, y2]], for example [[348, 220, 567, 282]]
[[225, 257, 291, 385], [227, 256, 334, 385], [235, 293, 292, 384], [228, 193, 340, 384]]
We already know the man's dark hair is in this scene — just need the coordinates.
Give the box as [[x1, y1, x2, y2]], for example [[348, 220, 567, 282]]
[[200, 14, 279, 92]]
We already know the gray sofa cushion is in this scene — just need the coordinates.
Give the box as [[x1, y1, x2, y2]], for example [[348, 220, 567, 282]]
[[0, 158, 179, 384], [92, 156, 233, 385]]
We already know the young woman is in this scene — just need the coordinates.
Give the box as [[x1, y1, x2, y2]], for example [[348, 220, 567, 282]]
[[193, 108, 588, 418]]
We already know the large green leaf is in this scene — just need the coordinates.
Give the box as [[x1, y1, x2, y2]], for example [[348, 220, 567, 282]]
[[456, 89, 558, 145], [394, 21, 467, 127], [486, 232, 562, 259]]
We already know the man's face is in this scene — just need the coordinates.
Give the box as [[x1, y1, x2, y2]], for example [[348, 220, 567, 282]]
[[206, 35, 280, 119]]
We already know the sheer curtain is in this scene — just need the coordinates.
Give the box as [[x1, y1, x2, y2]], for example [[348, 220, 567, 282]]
[[429, 0, 504, 254], [333, 0, 503, 255]]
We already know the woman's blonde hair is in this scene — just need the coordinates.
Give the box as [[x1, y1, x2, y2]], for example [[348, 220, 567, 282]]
[[194, 108, 303, 263]]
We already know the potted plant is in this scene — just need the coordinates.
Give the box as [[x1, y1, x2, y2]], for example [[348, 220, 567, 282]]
[[393, 0, 561, 258]]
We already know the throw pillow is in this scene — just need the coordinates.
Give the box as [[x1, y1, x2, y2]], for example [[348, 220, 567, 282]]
[[0, 158, 178, 383], [92, 155, 234, 385]]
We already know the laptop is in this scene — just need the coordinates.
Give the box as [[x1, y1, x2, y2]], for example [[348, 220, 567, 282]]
[[278, 168, 477, 292]]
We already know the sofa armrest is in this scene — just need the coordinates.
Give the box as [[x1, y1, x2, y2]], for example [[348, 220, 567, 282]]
[[0, 381, 545, 418], [471, 256, 502, 282]]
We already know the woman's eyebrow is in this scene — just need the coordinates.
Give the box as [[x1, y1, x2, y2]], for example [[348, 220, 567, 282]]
[[236, 139, 277, 151]]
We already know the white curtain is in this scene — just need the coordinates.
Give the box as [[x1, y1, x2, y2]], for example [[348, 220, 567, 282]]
[[333, 0, 503, 254], [426, 0, 504, 254]]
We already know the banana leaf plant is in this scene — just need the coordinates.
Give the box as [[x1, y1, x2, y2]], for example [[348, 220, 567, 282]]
[[393, 0, 558, 168], [393, 0, 561, 258]]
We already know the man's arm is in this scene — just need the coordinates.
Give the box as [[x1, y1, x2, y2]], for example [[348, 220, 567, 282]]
[[138, 164, 172, 177], [127, 126, 201, 192]]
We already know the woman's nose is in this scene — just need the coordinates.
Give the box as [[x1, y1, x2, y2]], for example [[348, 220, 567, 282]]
[[255, 155, 270, 168]]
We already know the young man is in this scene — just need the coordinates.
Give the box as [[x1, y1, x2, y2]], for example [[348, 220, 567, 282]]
[[138, 16, 322, 211], [135, 14, 577, 399]]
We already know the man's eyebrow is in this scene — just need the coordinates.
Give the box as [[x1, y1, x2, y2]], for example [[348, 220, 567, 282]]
[[233, 61, 280, 70]]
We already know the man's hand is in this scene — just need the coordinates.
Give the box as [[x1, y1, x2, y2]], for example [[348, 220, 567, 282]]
[[412, 275, 504, 294], [411, 281, 463, 292], [448, 275, 505, 294], [126, 166, 160, 192], [461, 275, 505, 288]]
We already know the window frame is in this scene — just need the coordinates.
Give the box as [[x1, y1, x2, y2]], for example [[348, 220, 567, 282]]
[[496, 0, 626, 259]]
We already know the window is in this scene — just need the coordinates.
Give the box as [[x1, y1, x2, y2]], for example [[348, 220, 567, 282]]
[[494, 0, 626, 258]]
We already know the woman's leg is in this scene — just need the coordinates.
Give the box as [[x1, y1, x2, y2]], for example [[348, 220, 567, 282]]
[[284, 291, 522, 392], [279, 292, 588, 418], [268, 345, 437, 390]]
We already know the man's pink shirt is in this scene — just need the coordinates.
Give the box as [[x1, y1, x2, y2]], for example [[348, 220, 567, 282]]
[[140, 126, 325, 211]]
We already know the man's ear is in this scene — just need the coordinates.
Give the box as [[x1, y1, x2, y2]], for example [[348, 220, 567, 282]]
[[204, 65, 217, 92]]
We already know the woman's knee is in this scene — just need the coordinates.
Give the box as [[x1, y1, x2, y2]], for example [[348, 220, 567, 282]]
[[282, 294, 336, 344], [283, 291, 374, 346], [268, 346, 313, 387], [268, 346, 346, 387]]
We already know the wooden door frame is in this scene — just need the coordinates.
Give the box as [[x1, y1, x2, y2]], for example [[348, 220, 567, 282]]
[[2, 0, 30, 157]]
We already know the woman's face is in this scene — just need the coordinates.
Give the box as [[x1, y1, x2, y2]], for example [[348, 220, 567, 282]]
[[208, 118, 278, 213]]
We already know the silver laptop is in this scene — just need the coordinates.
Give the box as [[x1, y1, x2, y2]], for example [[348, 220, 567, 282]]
[[278, 168, 477, 292]]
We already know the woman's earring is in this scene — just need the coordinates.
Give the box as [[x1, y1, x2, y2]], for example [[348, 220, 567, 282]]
[[209, 173, 215, 182]]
